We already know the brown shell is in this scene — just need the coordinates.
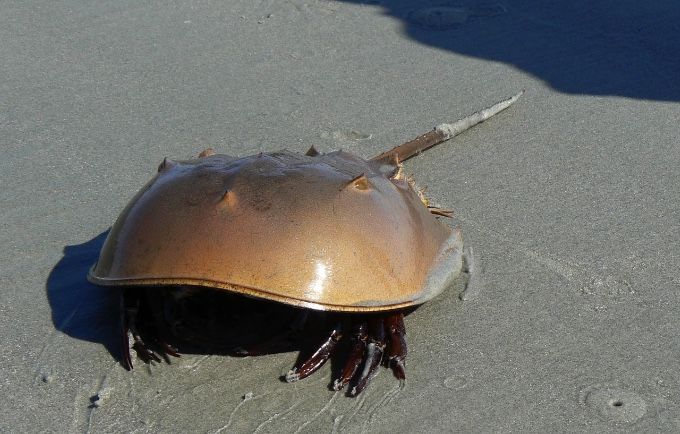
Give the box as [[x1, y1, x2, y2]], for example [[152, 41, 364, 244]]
[[88, 150, 463, 312]]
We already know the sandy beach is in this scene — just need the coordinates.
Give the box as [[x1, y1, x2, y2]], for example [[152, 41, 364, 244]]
[[2, 0, 680, 432]]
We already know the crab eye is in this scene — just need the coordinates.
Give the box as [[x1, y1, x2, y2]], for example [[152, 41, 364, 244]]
[[343, 173, 370, 191]]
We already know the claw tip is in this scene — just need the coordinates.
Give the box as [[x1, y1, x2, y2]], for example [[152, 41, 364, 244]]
[[285, 369, 300, 383]]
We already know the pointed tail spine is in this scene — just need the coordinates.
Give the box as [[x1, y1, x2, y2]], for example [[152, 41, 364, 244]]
[[371, 91, 524, 164]]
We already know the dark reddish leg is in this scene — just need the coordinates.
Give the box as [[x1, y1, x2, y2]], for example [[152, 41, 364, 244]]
[[121, 289, 179, 369], [349, 317, 386, 397], [384, 313, 407, 380], [333, 322, 368, 391], [285, 323, 343, 382], [160, 341, 180, 358], [125, 290, 161, 364]]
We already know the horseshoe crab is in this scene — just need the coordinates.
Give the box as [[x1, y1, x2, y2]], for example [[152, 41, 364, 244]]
[[88, 92, 522, 396]]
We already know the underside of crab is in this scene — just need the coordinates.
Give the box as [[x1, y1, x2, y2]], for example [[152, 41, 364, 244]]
[[121, 286, 410, 396]]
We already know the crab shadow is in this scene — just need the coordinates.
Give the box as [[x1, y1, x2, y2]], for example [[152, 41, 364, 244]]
[[46, 230, 121, 361], [339, 0, 680, 101]]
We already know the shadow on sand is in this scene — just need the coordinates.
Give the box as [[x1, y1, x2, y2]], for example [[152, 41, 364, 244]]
[[341, 0, 680, 101], [46, 230, 122, 362]]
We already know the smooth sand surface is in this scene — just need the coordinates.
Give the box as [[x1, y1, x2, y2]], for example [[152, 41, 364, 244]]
[[2, 0, 680, 432]]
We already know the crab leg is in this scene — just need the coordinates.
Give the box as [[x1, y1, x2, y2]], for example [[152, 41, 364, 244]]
[[285, 323, 343, 382], [157, 339, 180, 359], [384, 313, 407, 380], [349, 317, 386, 397], [120, 291, 133, 370], [123, 290, 162, 365], [140, 291, 183, 359], [122, 289, 181, 369], [333, 321, 368, 391]]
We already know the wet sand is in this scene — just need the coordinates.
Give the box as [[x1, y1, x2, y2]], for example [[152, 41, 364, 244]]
[[2, 0, 680, 432]]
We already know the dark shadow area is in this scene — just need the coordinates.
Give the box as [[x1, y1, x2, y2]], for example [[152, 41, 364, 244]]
[[342, 0, 680, 101], [47, 230, 121, 361]]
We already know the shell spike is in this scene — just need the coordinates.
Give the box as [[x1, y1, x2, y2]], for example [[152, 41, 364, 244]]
[[392, 163, 405, 180], [428, 206, 454, 218], [371, 153, 401, 178], [158, 157, 178, 172], [218, 189, 238, 208], [198, 148, 216, 158], [305, 145, 320, 157]]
